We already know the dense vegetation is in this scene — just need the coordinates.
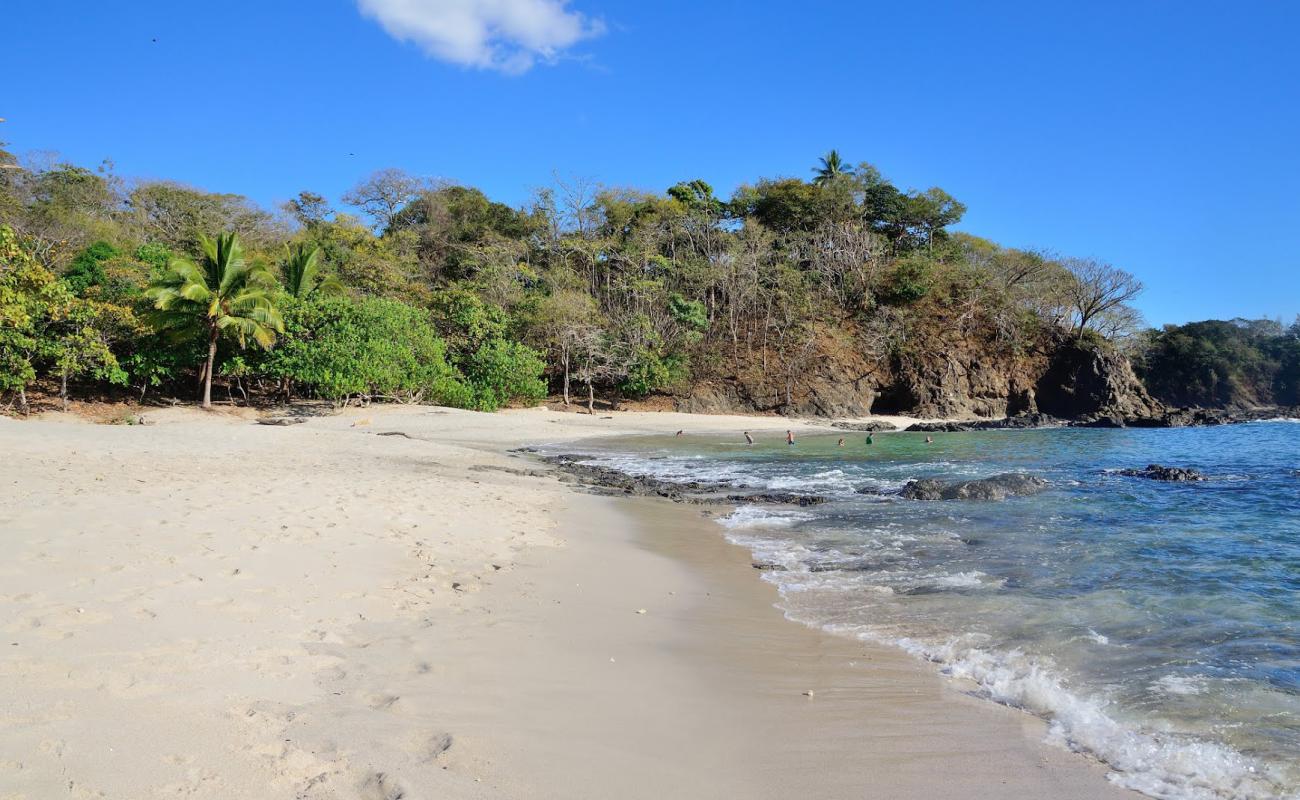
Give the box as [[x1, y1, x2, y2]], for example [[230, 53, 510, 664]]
[[1135, 319, 1300, 408], [2, 140, 1278, 416]]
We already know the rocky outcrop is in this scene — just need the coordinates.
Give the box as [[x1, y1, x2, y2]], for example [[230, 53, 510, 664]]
[[1116, 464, 1207, 482], [673, 326, 1162, 423], [1035, 340, 1162, 421], [539, 454, 830, 506], [906, 413, 1066, 432], [899, 473, 1049, 501], [831, 420, 899, 432]]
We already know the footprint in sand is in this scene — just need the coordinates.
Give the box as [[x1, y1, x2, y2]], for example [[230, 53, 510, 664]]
[[358, 770, 405, 800], [367, 694, 402, 711]]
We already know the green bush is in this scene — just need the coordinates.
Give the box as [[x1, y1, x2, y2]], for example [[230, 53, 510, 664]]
[[619, 349, 687, 398], [880, 256, 933, 305], [264, 297, 470, 404], [462, 338, 547, 411], [64, 241, 119, 295]]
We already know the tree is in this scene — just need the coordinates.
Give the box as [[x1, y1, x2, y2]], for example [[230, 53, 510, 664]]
[[147, 232, 283, 408], [1, 226, 71, 410], [45, 299, 128, 409], [125, 182, 284, 252], [529, 288, 599, 405], [281, 242, 342, 299], [285, 191, 333, 229], [813, 150, 854, 186], [263, 296, 470, 405], [0, 226, 125, 411], [1062, 258, 1143, 340], [342, 168, 428, 233]]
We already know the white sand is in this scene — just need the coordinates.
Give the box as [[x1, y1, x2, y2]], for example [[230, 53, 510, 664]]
[[0, 406, 1136, 799]]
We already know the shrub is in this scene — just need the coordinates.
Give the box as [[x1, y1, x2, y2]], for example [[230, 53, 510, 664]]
[[265, 297, 470, 404], [462, 338, 547, 411]]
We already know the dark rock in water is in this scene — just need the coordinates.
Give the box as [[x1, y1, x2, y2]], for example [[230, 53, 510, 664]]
[[538, 454, 828, 506], [906, 413, 1065, 433], [752, 562, 787, 571], [1075, 415, 1127, 428], [901, 473, 1049, 501], [854, 485, 889, 495], [1116, 464, 1207, 482], [1123, 406, 1299, 428], [727, 493, 829, 507], [831, 420, 899, 432]]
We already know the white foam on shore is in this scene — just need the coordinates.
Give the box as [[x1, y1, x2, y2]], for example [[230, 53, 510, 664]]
[[759, 568, 1295, 800], [718, 506, 816, 530]]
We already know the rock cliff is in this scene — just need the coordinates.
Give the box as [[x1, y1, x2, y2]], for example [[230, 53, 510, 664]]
[[674, 328, 1161, 421]]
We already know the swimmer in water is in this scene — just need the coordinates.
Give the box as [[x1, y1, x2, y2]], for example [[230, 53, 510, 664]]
[[865, 433, 874, 445], [837, 437, 845, 447], [744, 431, 754, 445], [925, 435, 934, 444], [786, 430, 795, 445], [675, 430, 683, 436]]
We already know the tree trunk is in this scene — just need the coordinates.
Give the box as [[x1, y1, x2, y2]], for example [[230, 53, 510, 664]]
[[202, 324, 218, 409], [61, 367, 69, 411], [562, 347, 571, 406], [587, 381, 595, 415]]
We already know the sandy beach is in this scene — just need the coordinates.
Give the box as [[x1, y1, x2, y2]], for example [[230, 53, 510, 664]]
[[0, 405, 1137, 799]]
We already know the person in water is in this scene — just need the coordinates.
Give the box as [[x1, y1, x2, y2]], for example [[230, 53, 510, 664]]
[[744, 431, 754, 445], [925, 435, 934, 444], [865, 433, 874, 445], [786, 430, 795, 445], [837, 437, 845, 447], [675, 430, 683, 437]]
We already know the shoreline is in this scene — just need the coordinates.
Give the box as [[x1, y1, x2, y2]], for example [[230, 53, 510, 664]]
[[0, 405, 1137, 799]]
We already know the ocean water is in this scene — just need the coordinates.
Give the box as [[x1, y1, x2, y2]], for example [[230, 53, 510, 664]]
[[548, 421, 1300, 800]]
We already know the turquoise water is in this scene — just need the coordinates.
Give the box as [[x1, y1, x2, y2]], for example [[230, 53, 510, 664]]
[[554, 421, 1300, 800]]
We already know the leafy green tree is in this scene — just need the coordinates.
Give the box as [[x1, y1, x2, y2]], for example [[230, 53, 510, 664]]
[[462, 339, 547, 411], [64, 240, 120, 295], [263, 296, 471, 405], [1, 226, 69, 407], [147, 232, 283, 408], [0, 226, 125, 410], [281, 242, 343, 299], [45, 299, 129, 408]]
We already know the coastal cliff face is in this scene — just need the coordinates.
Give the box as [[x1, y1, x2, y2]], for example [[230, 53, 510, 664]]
[[675, 331, 1160, 421]]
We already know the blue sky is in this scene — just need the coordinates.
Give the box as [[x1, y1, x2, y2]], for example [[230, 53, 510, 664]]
[[3, 0, 1297, 326]]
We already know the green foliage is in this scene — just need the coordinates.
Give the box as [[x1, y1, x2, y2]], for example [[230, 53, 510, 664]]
[[462, 338, 547, 411], [880, 256, 934, 305], [147, 232, 283, 406], [281, 242, 343, 299], [619, 349, 687, 398], [263, 296, 471, 405], [1136, 319, 1300, 407], [64, 240, 120, 295], [430, 286, 509, 352], [668, 293, 708, 334], [0, 227, 126, 400], [148, 232, 283, 349], [0, 226, 67, 393], [0, 144, 1181, 417]]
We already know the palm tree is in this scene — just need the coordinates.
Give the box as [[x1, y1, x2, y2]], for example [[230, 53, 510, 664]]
[[813, 150, 854, 186], [281, 242, 342, 299], [148, 232, 283, 408]]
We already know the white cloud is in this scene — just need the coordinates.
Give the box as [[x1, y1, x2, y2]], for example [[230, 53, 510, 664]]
[[357, 0, 604, 74]]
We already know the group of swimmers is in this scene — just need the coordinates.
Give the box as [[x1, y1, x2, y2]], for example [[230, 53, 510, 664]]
[[673, 428, 937, 446], [730, 430, 935, 446]]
